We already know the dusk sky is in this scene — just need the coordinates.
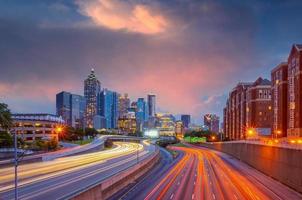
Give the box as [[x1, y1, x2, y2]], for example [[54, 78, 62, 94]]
[[1, 0, 302, 123]]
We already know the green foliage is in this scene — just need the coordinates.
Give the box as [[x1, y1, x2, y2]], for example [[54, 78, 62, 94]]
[[85, 128, 98, 137], [0, 131, 13, 147], [0, 103, 13, 130], [34, 137, 58, 151]]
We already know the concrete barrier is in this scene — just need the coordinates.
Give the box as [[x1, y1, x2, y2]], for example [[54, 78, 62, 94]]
[[200, 142, 302, 193], [69, 149, 160, 200]]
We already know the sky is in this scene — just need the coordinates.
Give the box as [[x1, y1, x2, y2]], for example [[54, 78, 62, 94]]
[[0, 0, 302, 124]]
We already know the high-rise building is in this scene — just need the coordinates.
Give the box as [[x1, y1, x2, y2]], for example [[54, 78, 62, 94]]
[[147, 94, 156, 117], [181, 114, 191, 128], [246, 77, 272, 137], [98, 89, 119, 129], [271, 62, 288, 138], [204, 114, 220, 134], [118, 93, 130, 118], [136, 98, 148, 131], [84, 69, 101, 128], [56, 91, 86, 128]]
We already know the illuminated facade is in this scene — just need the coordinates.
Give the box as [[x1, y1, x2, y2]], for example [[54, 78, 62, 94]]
[[271, 62, 288, 138], [10, 114, 65, 142], [84, 69, 101, 128], [118, 112, 136, 134], [287, 44, 302, 138], [155, 113, 176, 136], [246, 77, 272, 137], [175, 121, 184, 139]]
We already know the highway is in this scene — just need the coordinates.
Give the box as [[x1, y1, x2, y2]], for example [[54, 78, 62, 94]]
[[0, 141, 156, 200], [123, 144, 302, 200]]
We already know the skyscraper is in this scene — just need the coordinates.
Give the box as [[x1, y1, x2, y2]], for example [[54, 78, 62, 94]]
[[84, 69, 101, 128], [118, 93, 130, 118], [136, 98, 148, 131], [204, 114, 220, 134], [181, 114, 191, 128], [99, 89, 119, 129], [56, 91, 86, 128], [147, 94, 156, 117]]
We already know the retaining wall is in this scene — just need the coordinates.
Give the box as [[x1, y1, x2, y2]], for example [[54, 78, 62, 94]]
[[200, 142, 302, 193]]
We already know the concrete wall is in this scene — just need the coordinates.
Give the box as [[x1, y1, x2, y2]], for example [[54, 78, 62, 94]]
[[201, 142, 302, 193], [71, 150, 160, 200]]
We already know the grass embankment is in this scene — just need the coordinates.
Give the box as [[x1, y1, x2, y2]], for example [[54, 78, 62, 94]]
[[71, 138, 94, 145]]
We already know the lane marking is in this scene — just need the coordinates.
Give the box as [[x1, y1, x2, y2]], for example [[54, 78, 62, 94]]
[[170, 193, 174, 199], [192, 194, 195, 199], [212, 193, 216, 199]]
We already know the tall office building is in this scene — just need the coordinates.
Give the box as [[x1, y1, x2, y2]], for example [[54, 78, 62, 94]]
[[136, 98, 148, 131], [56, 91, 86, 128], [84, 69, 101, 128], [99, 89, 119, 129], [147, 94, 156, 117], [204, 114, 220, 134], [181, 114, 191, 128], [118, 93, 130, 118], [271, 62, 288, 138], [287, 44, 302, 138]]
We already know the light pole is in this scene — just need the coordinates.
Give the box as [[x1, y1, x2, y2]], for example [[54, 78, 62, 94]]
[[10, 130, 18, 200]]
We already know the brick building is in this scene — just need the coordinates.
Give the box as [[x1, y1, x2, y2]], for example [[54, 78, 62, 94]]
[[224, 78, 272, 140], [271, 62, 288, 138], [223, 82, 252, 140], [246, 77, 273, 137], [287, 44, 302, 138]]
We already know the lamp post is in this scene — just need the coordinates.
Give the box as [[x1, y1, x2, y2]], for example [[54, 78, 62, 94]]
[[10, 129, 18, 200]]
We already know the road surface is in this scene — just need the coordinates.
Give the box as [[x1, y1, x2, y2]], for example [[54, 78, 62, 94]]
[[0, 141, 156, 200], [125, 144, 302, 200]]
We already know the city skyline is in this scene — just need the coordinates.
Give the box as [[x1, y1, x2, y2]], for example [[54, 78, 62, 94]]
[[1, 1, 302, 122]]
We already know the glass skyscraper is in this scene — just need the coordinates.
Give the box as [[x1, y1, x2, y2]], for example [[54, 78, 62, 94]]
[[98, 89, 119, 129], [84, 69, 101, 128], [56, 91, 86, 128], [136, 98, 148, 131]]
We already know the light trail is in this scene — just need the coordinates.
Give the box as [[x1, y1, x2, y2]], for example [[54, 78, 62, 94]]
[[0, 142, 143, 192], [144, 145, 302, 200]]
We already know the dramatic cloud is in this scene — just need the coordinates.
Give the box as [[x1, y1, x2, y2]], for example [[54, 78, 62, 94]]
[[0, 0, 302, 122], [76, 0, 168, 34]]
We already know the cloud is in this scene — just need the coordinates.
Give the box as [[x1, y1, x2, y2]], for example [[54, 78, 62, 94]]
[[76, 0, 168, 34]]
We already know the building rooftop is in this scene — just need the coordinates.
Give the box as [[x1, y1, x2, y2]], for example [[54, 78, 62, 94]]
[[253, 77, 271, 86], [295, 44, 302, 51], [12, 113, 65, 123]]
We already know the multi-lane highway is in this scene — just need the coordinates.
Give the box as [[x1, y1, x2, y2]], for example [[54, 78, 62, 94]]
[[120, 144, 302, 200], [0, 141, 156, 200]]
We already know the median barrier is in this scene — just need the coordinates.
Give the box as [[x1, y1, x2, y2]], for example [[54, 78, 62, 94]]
[[68, 148, 160, 200]]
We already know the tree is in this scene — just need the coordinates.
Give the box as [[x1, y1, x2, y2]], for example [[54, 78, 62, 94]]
[[0, 131, 13, 147], [0, 103, 13, 130], [85, 128, 98, 137]]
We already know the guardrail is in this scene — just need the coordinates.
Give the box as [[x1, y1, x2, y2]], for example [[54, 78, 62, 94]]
[[64, 147, 160, 200]]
